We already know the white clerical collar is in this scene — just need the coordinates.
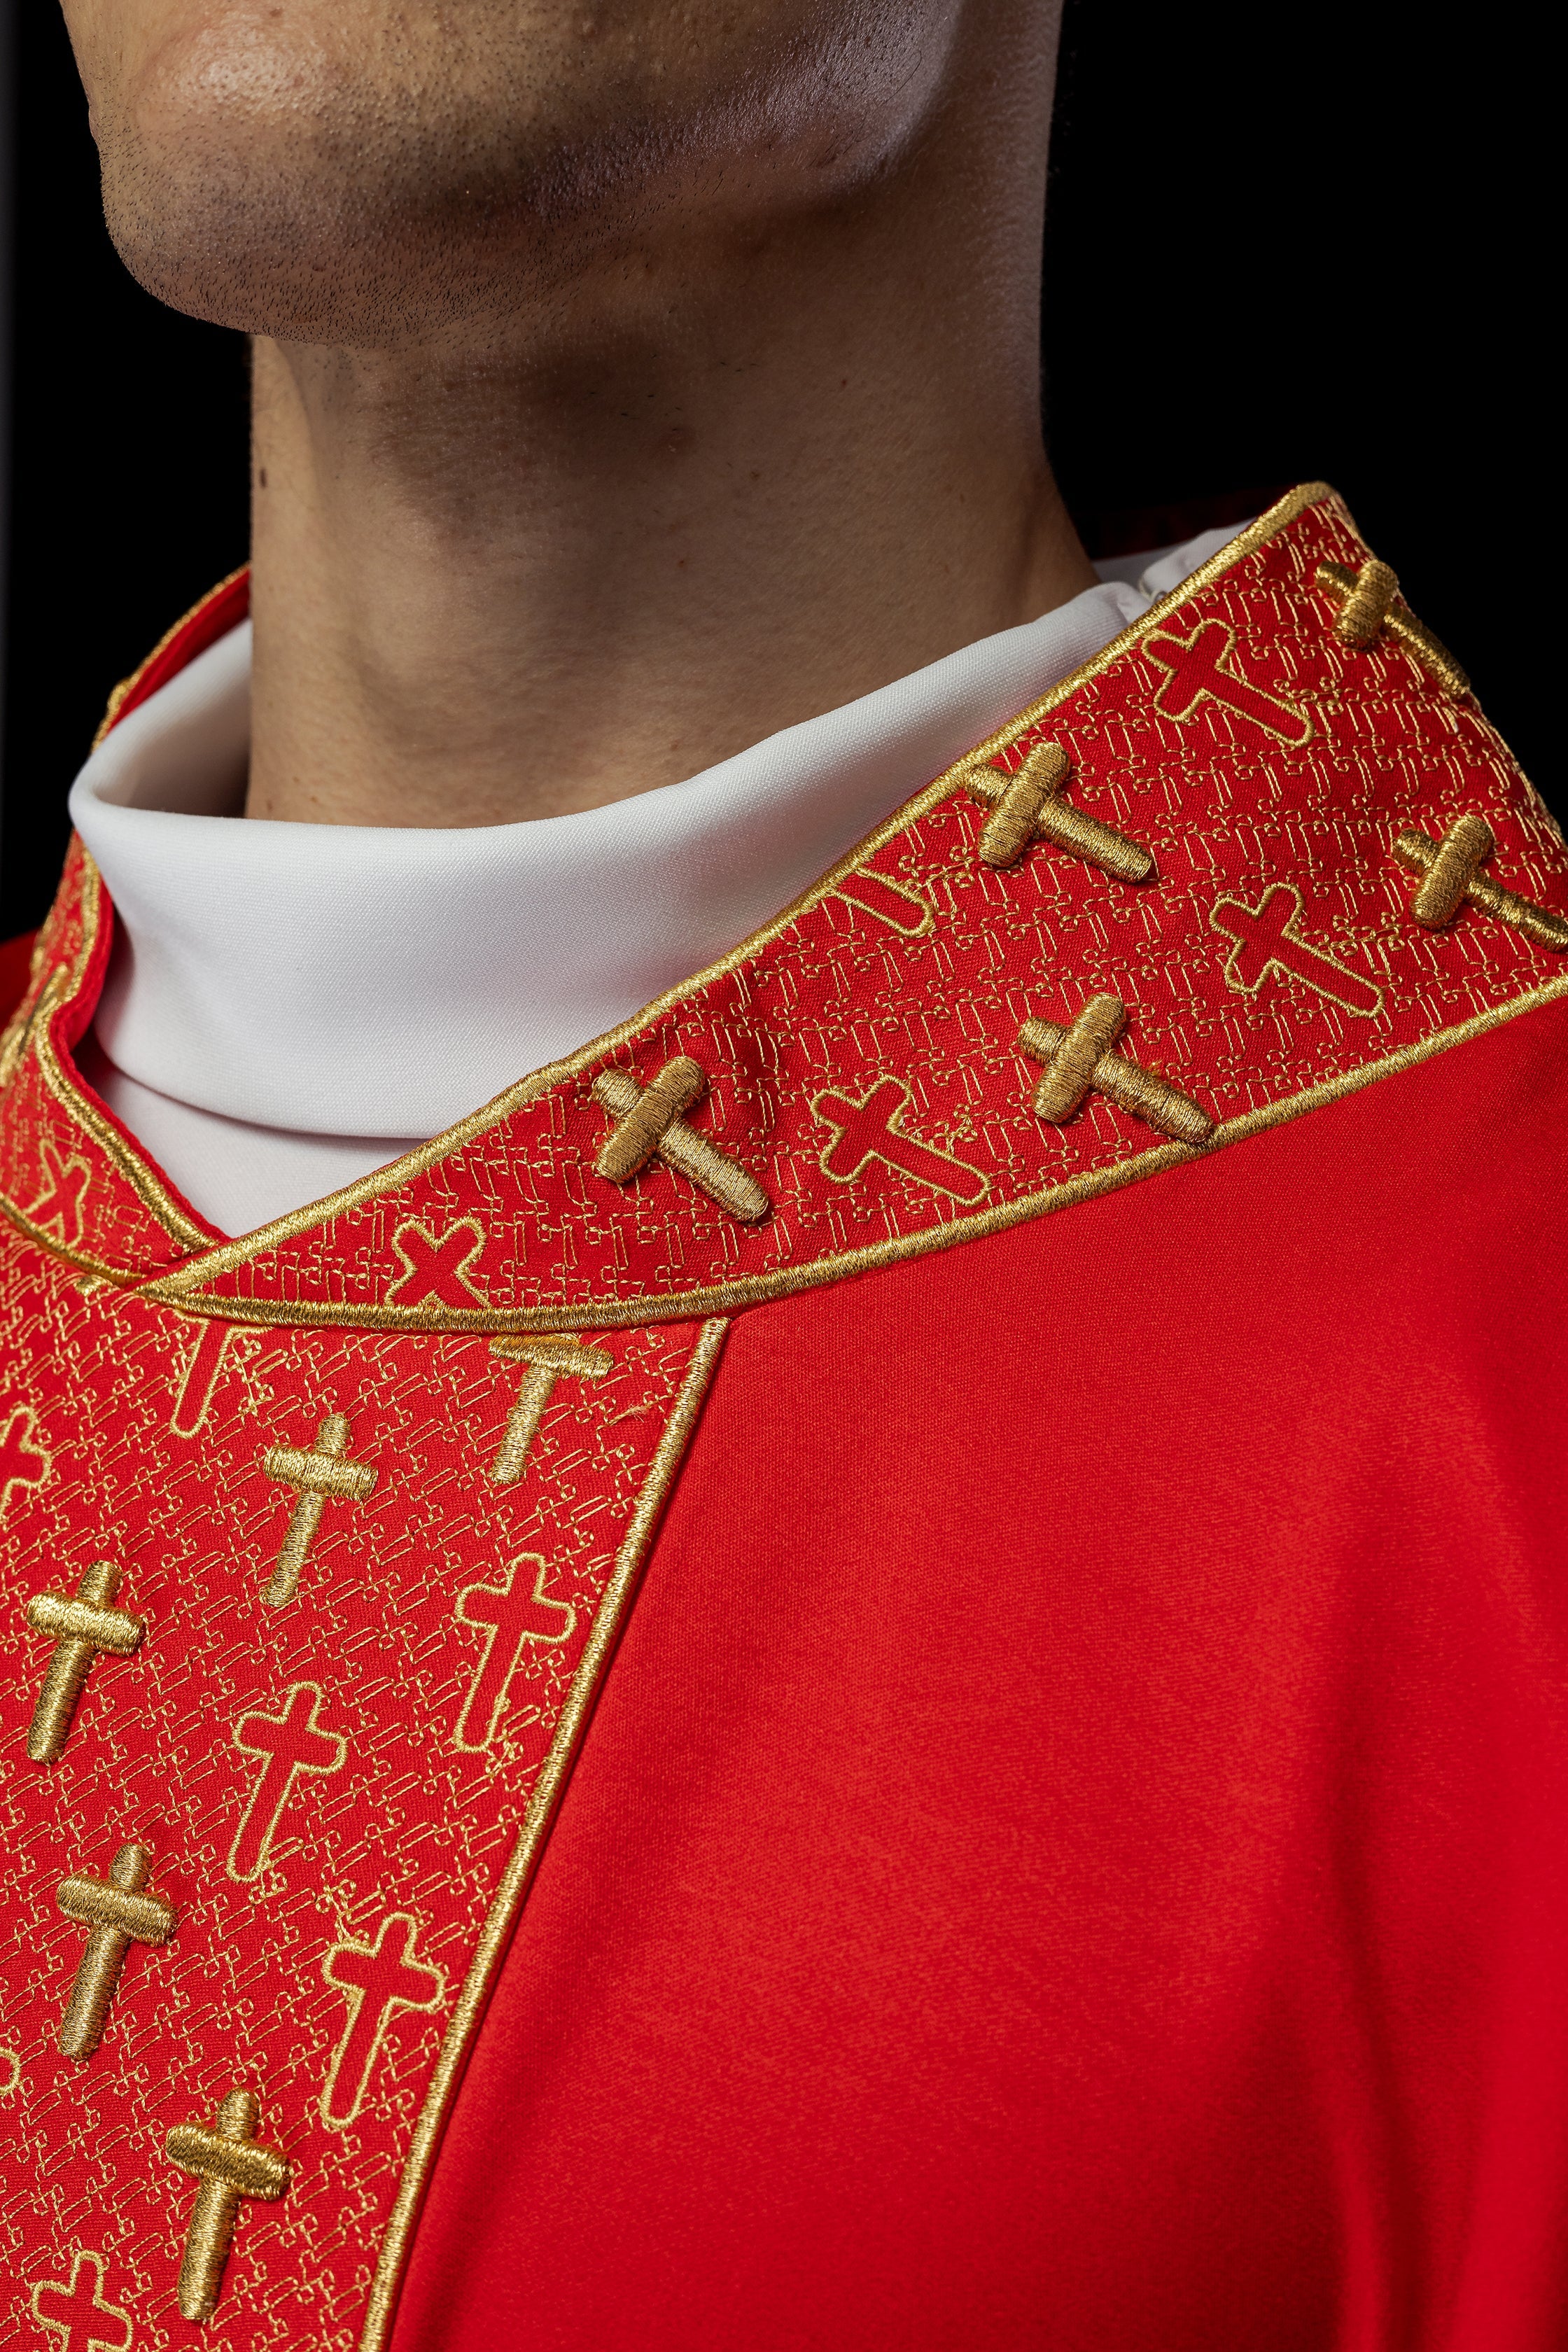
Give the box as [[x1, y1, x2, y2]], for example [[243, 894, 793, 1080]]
[[69, 526, 1240, 1233]]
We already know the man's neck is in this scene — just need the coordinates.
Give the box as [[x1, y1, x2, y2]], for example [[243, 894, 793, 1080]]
[[245, 43, 1093, 830]]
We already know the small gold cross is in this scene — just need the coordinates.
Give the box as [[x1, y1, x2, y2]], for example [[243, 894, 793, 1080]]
[[24, 1561, 144, 1766], [260, 1414, 377, 1607], [56, 1842, 176, 2059], [166, 2088, 290, 2323], [593, 1057, 770, 1223], [1316, 559, 1470, 697], [1018, 994, 1213, 1142], [1393, 813, 1568, 950], [964, 739, 1154, 879], [489, 1334, 614, 1487]]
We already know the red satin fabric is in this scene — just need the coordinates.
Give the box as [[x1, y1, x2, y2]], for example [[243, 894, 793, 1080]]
[[395, 995, 1568, 2352]]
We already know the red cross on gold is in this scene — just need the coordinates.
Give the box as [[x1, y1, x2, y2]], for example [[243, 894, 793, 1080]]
[[26, 1139, 92, 1250], [812, 1076, 988, 1204], [1143, 618, 1311, 746], [387, 1217, 488, 1308], [454, 1555, 578, 1751], [228, 1684, 349, 1883], [29, 2251, 133, 2352], [1209, 884, 1385, 1017], [321, 1913, 444, 2129]]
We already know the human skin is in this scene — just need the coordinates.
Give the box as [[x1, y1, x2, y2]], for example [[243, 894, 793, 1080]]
[[58, 1, 1094, 829]]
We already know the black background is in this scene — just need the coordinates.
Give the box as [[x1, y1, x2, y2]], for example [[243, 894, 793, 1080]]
[[0, 0, 1553, 936]]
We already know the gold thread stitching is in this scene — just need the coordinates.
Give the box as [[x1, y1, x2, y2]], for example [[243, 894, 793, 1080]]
[[55, 1842, 175, 2061], [320, 1914, 445, 2133], [227, 1684, 349, 1885], [165, 2089, 290, 2324], [24, 1561, 144, 1767], [359, 1317, 729, 2351], [454, 1556, 577, 1751], [130, 486, 1338, 1315], [386, 1219, 489, 1309], [1142, 618, 1312, 746], [1017, 997, 1213, 1143], [811, 1076, 989, 1204], [1209, 883, 1385, 1017], [260, 1415, 377, 1607], [1393, 817, 1568, 949], [0, 1400, 51, 1512], [1316, 558, 1471, 697], [834, 870, 936, 936], [593, 1060, 770, 1223], [488, 1336, 613, 1487], [29, 2252, 134, 2351], [966, 739, 1154, 880]]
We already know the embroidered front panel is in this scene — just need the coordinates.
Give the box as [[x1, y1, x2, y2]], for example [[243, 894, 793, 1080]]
[[8, 486, 1538, 1334], [0, 1245, 721, 2348]]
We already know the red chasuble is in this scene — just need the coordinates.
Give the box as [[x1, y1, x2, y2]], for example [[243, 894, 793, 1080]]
[[3, 484, 1567, 2352]]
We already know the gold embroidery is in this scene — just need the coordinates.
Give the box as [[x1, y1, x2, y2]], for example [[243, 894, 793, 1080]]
[[0, 963, 62, 1093], [27, 1140, 92, 1251], [29, 2252, 134, 2351], [593, 1059, 770, 1223], [260, 1414, 377, 1607], [24, 1562, 145, 1767], [1018, 997, 1212, 1143], [454, 1556, 577, 1751], [139, 486, 1343, 1327], [1, 1399, 51, 1511], [811, 1075, 988, 1203], [321, 1914, 444, 2131], [170, 1320, 234, 1438], [386, 1218, 489, 1309], [1316, 558, 1471, 697], [0, 2049, 19, 2096], [165, 2089, 290, 2324], [1142, 618, 1312, 745], [965, 739, 1154, 880], [227, 1684, 349, 1884], [834, 869, 936, 935], [362, 1317, 729, 2351], [1210, 884, 1385, 1016], [55, 1843, 175, 2061], [1393, 816, 1568, 949], [488, 1335, 613, 1487]]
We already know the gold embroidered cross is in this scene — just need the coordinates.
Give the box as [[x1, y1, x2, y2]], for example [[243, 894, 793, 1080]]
[[489, 1334, 614, 1487], [24, 1560, 144, 1766], [964, 739, 1154, 878], [1392, 813, 1568, 950], [260, 1415, 377, 1607], [593, 1057, 770, 1223], [56, 1841, 175, 2059], [166, 2088, 290, 2323], [1316, 559, 1470, 697], [1018, 995, 1213, 1142]]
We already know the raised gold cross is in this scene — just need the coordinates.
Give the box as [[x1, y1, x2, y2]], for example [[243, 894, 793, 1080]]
[[24, 1560, 144, 1765], [1316, 559, 1470, 697], [1393, 813, 1568, 950], [964, 740, 1154, 878], [489, 1334, 614, 1486], [1018, 995, 1213, 1143], [166, 2088, 290, 2323], [260, 1415, 377, 1607], [56, 1842, 176, 2059], [593, 1057, 770, 1223]]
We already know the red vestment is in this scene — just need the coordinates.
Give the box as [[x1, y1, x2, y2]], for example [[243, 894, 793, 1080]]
[[3, 484, 1566, 2350]]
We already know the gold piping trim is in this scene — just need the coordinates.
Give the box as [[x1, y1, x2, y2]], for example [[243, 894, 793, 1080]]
[[358, 1317, 727, 2352], [141, 976, 1568, 1334], [93, 567, 250, 749], [137, 485, 1338, 1316]]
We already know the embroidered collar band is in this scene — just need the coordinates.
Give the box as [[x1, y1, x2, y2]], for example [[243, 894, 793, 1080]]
[[5, 483, 1564, 1336]]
